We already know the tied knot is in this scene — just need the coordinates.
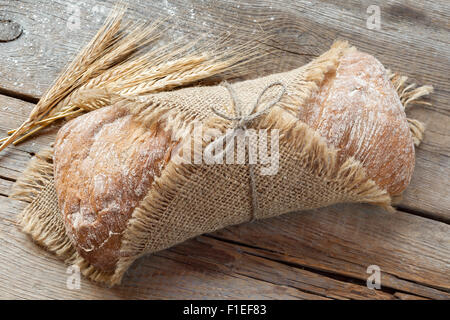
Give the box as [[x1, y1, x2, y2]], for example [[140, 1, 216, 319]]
[[206, 81, 286, 222], [211, 81, 287, 130]]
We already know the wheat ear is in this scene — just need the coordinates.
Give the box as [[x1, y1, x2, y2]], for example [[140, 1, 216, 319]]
[[1, 5, 269, 150]]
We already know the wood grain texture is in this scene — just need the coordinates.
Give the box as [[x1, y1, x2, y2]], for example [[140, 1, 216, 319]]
[[0, 0, 448, 299], [1, 194, 449, 299], [1, 198, 327, 299], [213, 205, 450, 298]]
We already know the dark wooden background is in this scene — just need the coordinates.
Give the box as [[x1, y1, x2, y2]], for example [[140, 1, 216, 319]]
[[0, 0, 448, 299]]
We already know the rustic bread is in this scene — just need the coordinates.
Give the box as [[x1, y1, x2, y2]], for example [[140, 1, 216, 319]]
[[300, 50, 414, 195], [54, 49, 415, 272], [54, 104, 173, 271]]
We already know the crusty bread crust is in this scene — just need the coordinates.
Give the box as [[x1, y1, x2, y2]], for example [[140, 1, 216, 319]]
[[54, 104, 172, 271], [300, 51, 414, 195]]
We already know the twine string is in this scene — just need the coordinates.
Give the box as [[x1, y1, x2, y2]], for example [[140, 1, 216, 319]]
[[208, 81, 286, 222]]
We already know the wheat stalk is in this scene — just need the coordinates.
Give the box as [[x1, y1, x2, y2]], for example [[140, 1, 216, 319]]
[[0, 4, 127, 151], [0, 4, 269, 151]]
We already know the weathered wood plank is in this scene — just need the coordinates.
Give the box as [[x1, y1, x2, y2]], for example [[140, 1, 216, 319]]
[[0, 0, 448, 218], [0, 94, 59, 194], [0, 94, 58, 155], [394, 292, 428, 300], [213, 204, 450, 298], [1, 1, 448, 98], [0, 177, 13, 196], [1, 193, 448, 299], [0, 196, 327, 299], [151, 236, 395, 300]]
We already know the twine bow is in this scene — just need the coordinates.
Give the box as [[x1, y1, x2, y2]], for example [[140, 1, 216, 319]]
[[211, 81, 286, 128], [206, 81, 286, 221]]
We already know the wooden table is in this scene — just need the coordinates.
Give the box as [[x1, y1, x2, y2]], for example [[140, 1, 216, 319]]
[[0, 0, 448, 299]]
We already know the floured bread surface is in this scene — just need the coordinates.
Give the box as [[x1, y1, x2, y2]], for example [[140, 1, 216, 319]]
[[54, 104, 173, 272], [300, 50, 415, 195]]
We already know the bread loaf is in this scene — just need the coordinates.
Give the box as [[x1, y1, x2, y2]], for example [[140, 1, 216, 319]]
[[54, 104, 173, 271], [301, 50, 414, 195], [53, 48, 416, 273]]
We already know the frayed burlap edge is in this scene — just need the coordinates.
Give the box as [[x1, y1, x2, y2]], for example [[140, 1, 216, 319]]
[[10, 147, 117, 284], [11, 147, 54, 203], [387, 70, 433, 147]]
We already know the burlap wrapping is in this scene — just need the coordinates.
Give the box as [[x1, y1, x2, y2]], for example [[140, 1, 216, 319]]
[[12, 42, 392, 285]]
